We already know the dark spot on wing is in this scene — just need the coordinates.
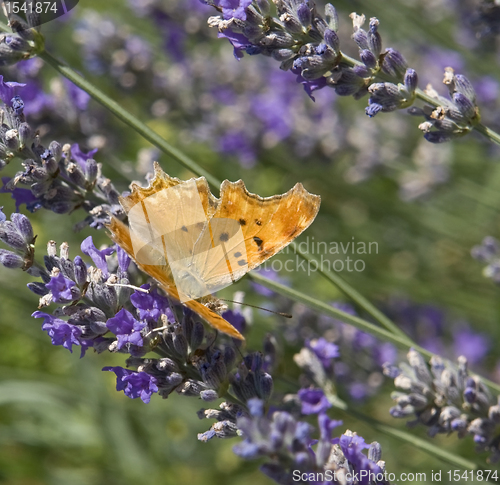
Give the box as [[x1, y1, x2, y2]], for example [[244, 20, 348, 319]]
[[234, 252, 242, 258], [238, 259, 246, 266], [219, 232, 229, 242], [239, 218, 246, 226], [196, 222, 204, 229], [253, 236, 263, 248], [181, 225, 188, 232], [255, 219, 262, 226]]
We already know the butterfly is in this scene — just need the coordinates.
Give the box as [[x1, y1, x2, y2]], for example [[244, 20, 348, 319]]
[[107, 163, 320, 340]]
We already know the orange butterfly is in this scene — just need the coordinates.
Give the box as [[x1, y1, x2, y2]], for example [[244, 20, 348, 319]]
[[107, 163, 320, 340]]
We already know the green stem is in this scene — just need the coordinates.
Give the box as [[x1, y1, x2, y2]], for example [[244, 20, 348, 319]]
[[290, 242, 408, 339], [248, 271, 500, 396]]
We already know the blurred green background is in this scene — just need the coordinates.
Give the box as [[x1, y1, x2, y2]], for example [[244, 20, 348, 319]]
[[0, 0, 499, 483]]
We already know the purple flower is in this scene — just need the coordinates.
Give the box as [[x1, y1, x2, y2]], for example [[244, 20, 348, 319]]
[[306, 337, 339, 368], [130, 284, 173, 324], [106, 308, 146, 350], [70, 143, 98, 171], [103, 366, 158, 403], [217, 29, 251, 59], [333, 433, 382, 484], [33, 311, 83, 353], [318, 413, 342, 441], [0, 75, 25, 105], [0, 207, 5, 223], [1, 177, 40, 212], [46, 272, 80, 303], [81, 236, 115, 277], [220, 0, 252, 21], [292, 68, 327, 101], [298, 388, 331, 415], [116, 246, 131, 273]]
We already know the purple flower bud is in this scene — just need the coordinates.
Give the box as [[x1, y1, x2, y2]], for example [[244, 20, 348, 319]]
[[11, 95, 24, 115], [11, 213, 33, 243], [323, 28, 339, 52], [85, 158, 98, 184], [453, 92, 476, 120], [27, 281, 49, 295], [297, 3, 311, 26], [271, 48, 295, 62], [66, 162, 87, 188], [18, 122, 31, 145], [382, 47, 408, 78], [352, 29, 368, 50], [0, 222, 25, 250], [360, 49, 377, 69], [368, 441, 382, 462], [404, 68, 418, 93], [5, 35, 29, 51], [368, 18, 382, 56], [0, 248, 23, 268], [173, 333, 189, 358], [49, 141, 62, 161], [73, 256, 88, 287], [200, 389, 219, 401], [454, 74, 477, 103]]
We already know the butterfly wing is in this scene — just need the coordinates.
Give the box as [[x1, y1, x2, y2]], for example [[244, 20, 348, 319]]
[[195, 180, 321, 288], [107, 211, 244, 340]]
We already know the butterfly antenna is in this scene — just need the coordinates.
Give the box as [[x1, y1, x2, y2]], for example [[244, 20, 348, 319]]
[[219, 299, 292, 318], [105, 282, 151, 293]]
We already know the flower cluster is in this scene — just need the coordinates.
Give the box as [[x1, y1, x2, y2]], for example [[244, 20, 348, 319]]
[[409, 67, 480, 143], [0, 12, 44, 67], [384, 349, 500, 463], [282, 301, 397, 401], [203, 0, 484, 145], [225, 397, 390, 485], [0, 82, 124, 229], [0, 207, 36, 271], [0, 207, 277, 410]]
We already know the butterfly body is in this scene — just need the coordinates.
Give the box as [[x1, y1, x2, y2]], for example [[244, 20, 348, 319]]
[[107, 163, 320, 340]]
